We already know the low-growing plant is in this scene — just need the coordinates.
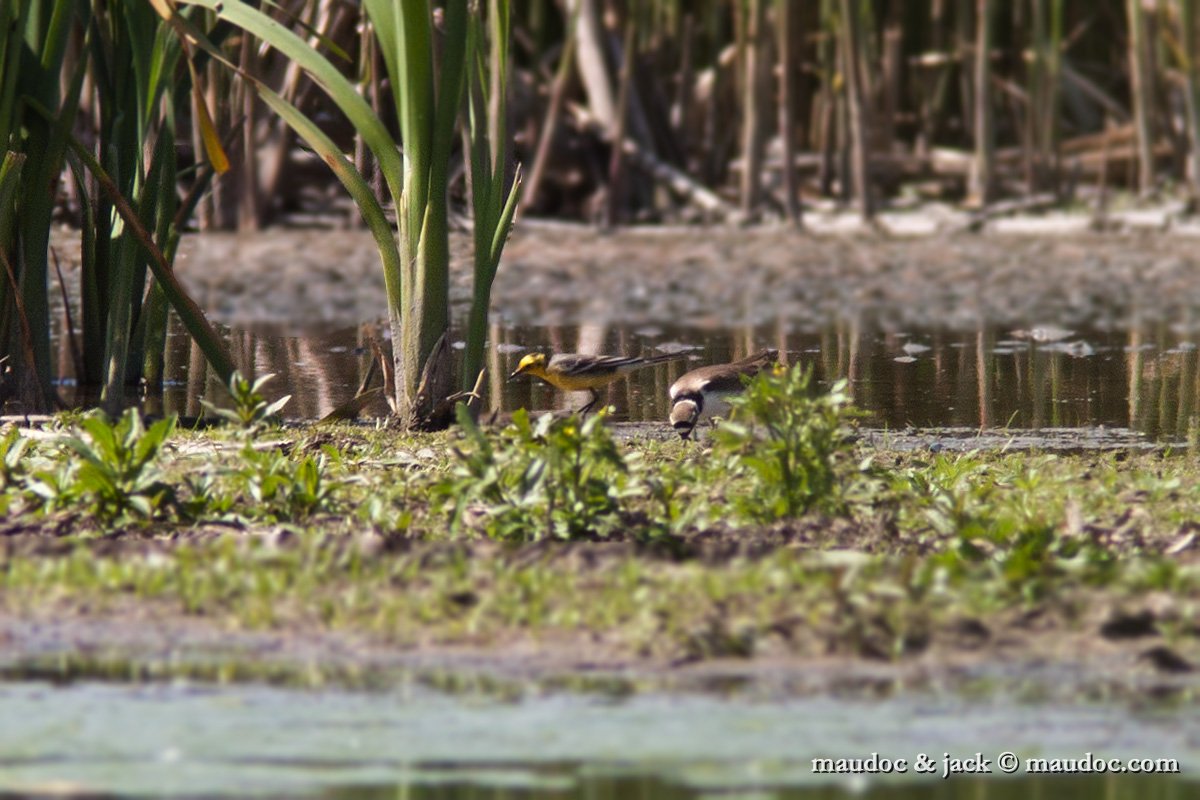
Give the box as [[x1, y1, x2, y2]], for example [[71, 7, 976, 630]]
[[22, 458, 78, 515], [439, 405, 631, 541], [0, 426, 30, 492], [201, 371, 291, 431], [236, 445, 338, 521], [0, 426, 32, 515], [58, 409, 178, 524], [893, 453, 1000, 542], [286, 456, 336, 519], [358, 492, 414, 533], [640, 468, 710, 537], [890, 452, 1128, 602], [713, 364, 859, 520], [177, 471, 238, 522]]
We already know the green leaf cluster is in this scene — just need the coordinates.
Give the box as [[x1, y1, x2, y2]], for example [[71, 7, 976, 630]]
[[235, 447, 337, 523], [894, 453, 1119, 602], [200, 371, 291, 431], [713, 364, 859, 520], [439, 406, 631, 541], [48, 409, 178, 523], [1, 411, 346, 530], [2, 1, 236, 411]]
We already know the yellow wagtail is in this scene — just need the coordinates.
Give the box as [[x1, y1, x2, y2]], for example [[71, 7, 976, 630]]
[[509, 352, 686, 415], [668, 349, 779, 439]]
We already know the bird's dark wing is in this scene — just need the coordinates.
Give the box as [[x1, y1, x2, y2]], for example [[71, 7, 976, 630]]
[[696, 370, 752, 393], [550, 354, 643, 376]]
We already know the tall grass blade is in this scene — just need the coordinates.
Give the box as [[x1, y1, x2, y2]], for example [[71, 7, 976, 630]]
[[1181, 0, 1200, 201], [968, 0, 994, 206], [61, 130, 236, 385], [837, 0, 874, 219], [1127, 0, 1156, 193], [1, 0, 87, 408], [463, 1, 522, 396]]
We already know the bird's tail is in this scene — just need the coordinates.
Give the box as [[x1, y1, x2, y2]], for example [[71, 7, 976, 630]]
[[737, 348, 779, 367], [641, 352, 690, 366]]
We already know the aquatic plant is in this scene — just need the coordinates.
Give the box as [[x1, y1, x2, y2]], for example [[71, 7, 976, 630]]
[[169, 0, 519, 429], [0, 0, 82, 409], [1, 0, 234, 413]]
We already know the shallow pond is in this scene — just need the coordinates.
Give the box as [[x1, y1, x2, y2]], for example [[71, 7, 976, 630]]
[[1, 679, 1197, 798], [36, 228, 1200, 441], [87, 319, 1200, 442]]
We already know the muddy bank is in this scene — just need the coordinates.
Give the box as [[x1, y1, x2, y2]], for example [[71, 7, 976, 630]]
[[621, 422, 1176, 451], [4, 407, 1200, 694], [3, 496, 1199, 699], [2, 600, 1196, 701]]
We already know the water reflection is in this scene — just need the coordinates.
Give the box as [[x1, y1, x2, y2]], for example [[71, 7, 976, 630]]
[[40, 317, 1200, 440], [493, 321, 1200, 439]]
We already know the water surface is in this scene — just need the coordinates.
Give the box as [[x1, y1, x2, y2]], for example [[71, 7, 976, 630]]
[[89, 320, 1200, 442], [1, 680, 1196, 798]]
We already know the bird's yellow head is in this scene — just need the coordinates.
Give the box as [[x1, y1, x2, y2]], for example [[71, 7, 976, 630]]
[[509, 352, 548, 381]]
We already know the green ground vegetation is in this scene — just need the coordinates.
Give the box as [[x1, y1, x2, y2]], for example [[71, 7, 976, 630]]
[[1, 366, 1199, 666]]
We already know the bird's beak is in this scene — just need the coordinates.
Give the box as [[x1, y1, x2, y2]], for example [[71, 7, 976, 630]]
[[507, 369, 522, 382]]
